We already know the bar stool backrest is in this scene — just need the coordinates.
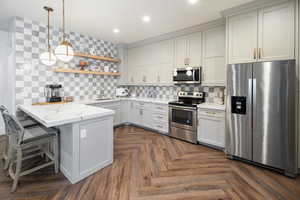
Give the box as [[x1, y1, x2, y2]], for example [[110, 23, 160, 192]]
[[0, 105, 10, 135], [1, 110, 25, 145], [0, 105, 8, 113]]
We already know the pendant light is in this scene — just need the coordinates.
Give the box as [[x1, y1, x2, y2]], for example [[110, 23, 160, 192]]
[[40, 6, 57, 66], [55, 0, 74, 62]]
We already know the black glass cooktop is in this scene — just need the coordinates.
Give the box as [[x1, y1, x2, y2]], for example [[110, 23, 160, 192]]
[[169, 101, 203, 108]]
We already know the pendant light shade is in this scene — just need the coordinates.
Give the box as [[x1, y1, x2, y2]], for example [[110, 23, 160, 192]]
[[40, 6, 56, 66], [40, 50, 57, 66], [55, 0, 74, 62], [55, 41, 74, 62]]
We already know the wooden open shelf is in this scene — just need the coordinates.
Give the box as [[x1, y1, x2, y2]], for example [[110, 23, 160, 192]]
[[54, 68, 121, 76], [74, 52, 121, 63]]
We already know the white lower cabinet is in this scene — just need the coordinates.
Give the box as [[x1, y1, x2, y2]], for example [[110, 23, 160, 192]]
[[197, 109, 225, 148], [151, 103, 169, 134], [92, 102, 122, 126], [120, 100, 129, 124], [92, 100, 227, 149], [127, 101, 169, 133], [131, 101, 153, 128], [128, 101, 140, 124]]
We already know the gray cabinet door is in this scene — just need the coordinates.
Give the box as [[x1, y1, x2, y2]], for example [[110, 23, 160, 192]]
[[79, 118, 113, 176]]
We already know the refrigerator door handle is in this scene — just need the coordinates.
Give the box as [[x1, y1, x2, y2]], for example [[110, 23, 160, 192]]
[[248, 78, 253, 129], [252, 78, 256, 133]]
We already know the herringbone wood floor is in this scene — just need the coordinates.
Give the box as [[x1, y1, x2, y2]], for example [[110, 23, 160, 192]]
[[1, 126, 300, 200]]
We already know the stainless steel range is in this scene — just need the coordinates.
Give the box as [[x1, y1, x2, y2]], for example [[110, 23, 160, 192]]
[[168, 91, 205, 144]]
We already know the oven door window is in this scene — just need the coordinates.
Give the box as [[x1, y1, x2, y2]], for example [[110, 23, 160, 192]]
[[172, 108, 193, 126]]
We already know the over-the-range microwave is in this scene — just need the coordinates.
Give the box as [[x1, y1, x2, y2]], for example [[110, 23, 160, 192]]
[[173, 67, 202, 84]]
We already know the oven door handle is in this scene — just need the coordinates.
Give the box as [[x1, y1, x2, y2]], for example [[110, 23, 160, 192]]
[[169, 105, 197, 111]]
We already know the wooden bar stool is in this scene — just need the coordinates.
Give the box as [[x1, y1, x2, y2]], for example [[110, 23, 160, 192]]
[[1, 108, 59, 192], [0, 105, 38, 170]]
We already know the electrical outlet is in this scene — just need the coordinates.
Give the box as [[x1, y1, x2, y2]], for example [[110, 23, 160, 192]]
[[80, 129, 87, 139]]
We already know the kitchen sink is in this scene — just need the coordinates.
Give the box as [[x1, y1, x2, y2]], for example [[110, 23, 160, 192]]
[[95, 98, 113, 101]]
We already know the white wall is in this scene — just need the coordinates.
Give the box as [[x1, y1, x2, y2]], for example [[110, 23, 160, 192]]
[[0, 30, 9, 134]]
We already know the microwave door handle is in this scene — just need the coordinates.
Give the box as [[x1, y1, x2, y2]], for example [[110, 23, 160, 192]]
[[193, 70, 195, 79]]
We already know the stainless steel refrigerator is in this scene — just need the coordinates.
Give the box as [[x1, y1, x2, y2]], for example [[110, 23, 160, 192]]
[[226, 60, 297, 177]]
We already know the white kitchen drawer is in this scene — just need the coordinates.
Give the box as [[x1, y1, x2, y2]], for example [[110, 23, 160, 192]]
[[133, 101, 152, 109], [152, 104, 169, 113], [198, 109, 225, 119], [94, 102, 121, 108], [152, 112, 168, 123], [152, 121, 168, 133]]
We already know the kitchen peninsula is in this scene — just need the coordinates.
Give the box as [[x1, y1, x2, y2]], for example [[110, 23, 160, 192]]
[[18, 103, 114, 184]]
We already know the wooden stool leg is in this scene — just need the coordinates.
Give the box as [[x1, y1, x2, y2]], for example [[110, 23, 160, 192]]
[[4, 144, 12, 170], [11, 148, 22, 192], [53, 135, 59, 173], [44, 144, 50, 162]]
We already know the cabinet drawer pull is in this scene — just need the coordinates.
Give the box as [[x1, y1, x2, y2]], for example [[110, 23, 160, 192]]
[[258, 48, 262, 59], [254, 48, 257, 60], [206, 111, 217, 115], [157, 125, 163, 128]]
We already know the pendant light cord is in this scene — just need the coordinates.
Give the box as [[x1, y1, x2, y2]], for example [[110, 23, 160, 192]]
[[43, 6, 54, 60], [47, 9, 50, 50], [62, 0, 65, 42]]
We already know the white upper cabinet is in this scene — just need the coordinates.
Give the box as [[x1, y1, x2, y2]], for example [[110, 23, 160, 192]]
[[127, 39, 174, 85], [258, 2, 295, 61], [202, 26, 226, 86], [227, 1, 295, 64], [158, 40, 174, 84], [228, 11, 258, 64], [174, 36, 188, 67], [175, 32, 202, 67], [160, 40, 174, 65], [187, 32, 202, 66]]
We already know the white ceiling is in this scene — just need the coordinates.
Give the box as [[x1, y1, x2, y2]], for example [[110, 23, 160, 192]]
[[0, 0, 255, 44]]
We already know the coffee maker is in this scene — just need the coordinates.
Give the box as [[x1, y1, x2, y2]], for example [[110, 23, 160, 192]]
[[44, 84, 63, 103]]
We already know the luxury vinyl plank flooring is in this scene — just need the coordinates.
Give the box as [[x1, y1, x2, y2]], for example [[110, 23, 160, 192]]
[[0, 126, 300, 200]]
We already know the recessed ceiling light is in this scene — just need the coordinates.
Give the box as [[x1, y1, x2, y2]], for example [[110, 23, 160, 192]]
[[113, 28, 120, 34], [142, 16, 151, 23], [188, 0, 199, 5]]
